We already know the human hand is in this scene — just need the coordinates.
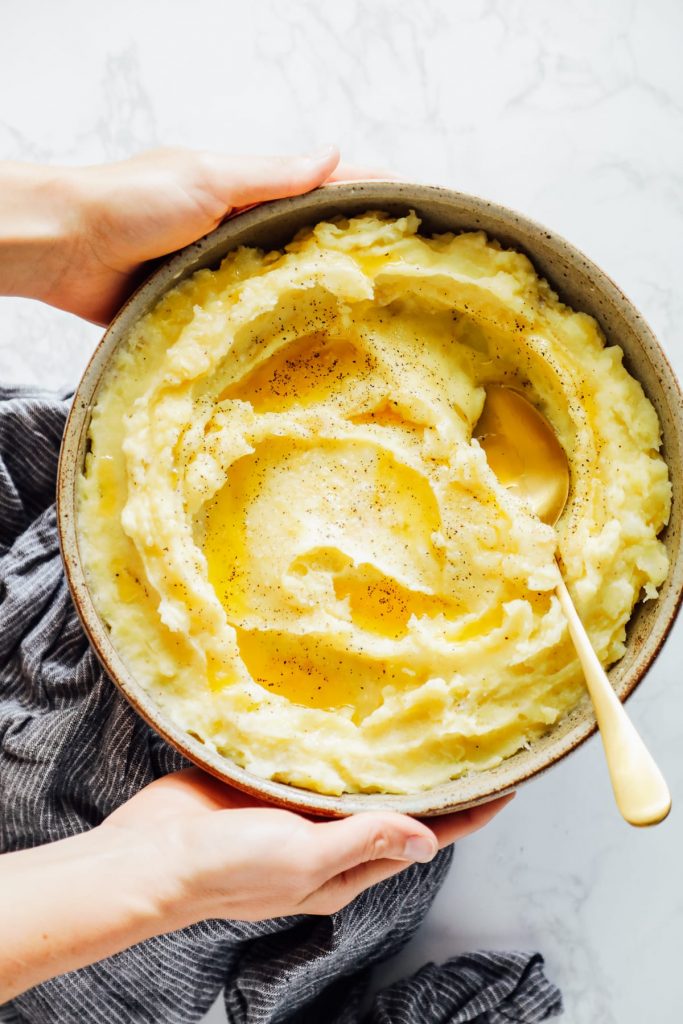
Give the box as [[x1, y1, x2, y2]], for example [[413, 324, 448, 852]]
[[0, 145, 360, 324], [102, 768, 514, 922], [0, 766, 513, 1000]]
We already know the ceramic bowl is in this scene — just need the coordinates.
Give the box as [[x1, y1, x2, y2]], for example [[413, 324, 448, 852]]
[[57, 182, 683, 817]]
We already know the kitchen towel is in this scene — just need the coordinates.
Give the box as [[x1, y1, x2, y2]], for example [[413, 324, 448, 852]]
[[0, 386, 562, 1023]]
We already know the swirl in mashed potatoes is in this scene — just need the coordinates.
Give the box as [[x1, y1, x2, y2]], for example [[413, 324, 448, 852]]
[[78, 212, 671, 794]]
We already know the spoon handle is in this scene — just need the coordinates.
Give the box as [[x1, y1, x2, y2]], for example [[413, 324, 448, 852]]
[[555, 575, 671, 827]]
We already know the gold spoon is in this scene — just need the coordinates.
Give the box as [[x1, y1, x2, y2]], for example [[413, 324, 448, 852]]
[[474, 384, 671, 827]]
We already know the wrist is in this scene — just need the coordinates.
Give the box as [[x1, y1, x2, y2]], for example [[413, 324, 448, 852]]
[[0, 823, 189, 1000], [139, 819, 218, 929], [0, 161, 84, 304], [91, 821, 192, 930]]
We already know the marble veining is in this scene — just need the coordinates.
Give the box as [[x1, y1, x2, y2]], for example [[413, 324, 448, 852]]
[[1, 2, 681, 1021]]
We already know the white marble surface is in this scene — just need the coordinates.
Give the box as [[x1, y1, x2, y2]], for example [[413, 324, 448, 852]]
[[1, 1, 681, 1021]]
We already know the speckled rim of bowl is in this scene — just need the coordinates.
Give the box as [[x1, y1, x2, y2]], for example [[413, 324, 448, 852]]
[[57, 181, 683, 818]]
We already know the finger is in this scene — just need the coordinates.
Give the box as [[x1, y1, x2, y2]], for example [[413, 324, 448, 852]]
[[304, 795, 515, 914], [200, 145, 340, 209], [326, 161, 398, 182], [427, 793, 516, 848], [309, 811, 438, 884], [302, 855, 416, 914]]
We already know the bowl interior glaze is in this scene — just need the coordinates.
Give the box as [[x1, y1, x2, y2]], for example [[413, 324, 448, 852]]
[[57, 183, 683, 817]]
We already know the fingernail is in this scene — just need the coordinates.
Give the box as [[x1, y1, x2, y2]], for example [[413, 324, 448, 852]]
[[305, 143, 338, 162], [403, 836, 437, 863]]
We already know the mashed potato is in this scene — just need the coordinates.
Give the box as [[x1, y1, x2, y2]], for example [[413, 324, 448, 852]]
[[78, 212, 671, 794]]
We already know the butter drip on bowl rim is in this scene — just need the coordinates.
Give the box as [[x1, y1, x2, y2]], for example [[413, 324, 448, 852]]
[[77, 212, 671, 795]]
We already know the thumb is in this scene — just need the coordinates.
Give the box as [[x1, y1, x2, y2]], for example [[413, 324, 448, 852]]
[[312, 812, 438, 881], [201, 144, 341, 209]]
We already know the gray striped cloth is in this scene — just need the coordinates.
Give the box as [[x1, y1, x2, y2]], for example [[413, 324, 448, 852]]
[[0, 385, 563, 1023]]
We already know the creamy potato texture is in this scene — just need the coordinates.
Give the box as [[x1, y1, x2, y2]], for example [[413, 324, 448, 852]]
[[78, 213, 671, 794]]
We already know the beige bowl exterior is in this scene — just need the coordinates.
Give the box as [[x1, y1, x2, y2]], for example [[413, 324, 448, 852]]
[[57, 182, 683, 817]]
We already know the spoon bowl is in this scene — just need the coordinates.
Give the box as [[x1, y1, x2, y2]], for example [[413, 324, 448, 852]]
[[474, 385, 569, 527], [474, 383, 672, 826]]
